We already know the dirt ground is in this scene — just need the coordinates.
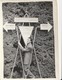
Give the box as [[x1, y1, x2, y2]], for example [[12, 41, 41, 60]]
[[3, 2, 55, 78]]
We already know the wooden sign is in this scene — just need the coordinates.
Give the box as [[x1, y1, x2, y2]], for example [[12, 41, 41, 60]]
[[19, 26, 34, 45], [40, 22, 52, 32], [14, 17, 38, 23], [3, 22, 15, 32]]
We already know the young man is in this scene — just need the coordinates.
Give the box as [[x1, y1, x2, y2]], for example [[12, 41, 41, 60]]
[[18, 36, 35, 78]]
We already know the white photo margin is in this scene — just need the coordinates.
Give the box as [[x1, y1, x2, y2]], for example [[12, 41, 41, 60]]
[[0, 0, 59, 80]]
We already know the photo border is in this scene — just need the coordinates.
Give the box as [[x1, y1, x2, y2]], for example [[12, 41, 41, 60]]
[[0, 0, 59, 80]]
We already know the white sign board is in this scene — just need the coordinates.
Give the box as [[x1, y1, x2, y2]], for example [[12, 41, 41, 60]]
[[14, 17, 38, 23], [3, 22, 15, 31], [19, 26, 34, 45], [40, 22, 52, 32]]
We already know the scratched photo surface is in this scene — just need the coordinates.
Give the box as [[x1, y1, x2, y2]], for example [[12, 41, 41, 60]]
[[2, 2, 55, 78]]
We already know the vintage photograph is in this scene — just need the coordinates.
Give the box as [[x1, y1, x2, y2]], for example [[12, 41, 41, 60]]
[[2, 1, 55, 78]]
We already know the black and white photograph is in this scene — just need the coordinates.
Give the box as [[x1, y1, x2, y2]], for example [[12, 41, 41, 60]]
[[0, 0, 58, 79]]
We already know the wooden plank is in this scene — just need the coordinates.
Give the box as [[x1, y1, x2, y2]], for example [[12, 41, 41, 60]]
[[3, 22, 15, 31], [40, 22, 52, 32], [14, 17, 38, 23], [19, 26, 33, 27]]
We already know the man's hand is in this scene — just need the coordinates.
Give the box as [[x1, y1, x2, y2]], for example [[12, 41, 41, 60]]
[[18, 41, 29, 52]]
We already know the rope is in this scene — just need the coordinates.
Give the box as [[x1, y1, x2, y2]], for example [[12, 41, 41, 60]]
[[33, 27, 42, 78], [10, 48, 18, 78], [16, 26, 25, 78], [10, 26, 25, 78], [19, 48, 26, 78], [22, 10, 30, 27]]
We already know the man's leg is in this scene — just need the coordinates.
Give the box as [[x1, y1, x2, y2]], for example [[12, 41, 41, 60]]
[[24, 52, 35, 78], [24, 52, 32, 66]]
